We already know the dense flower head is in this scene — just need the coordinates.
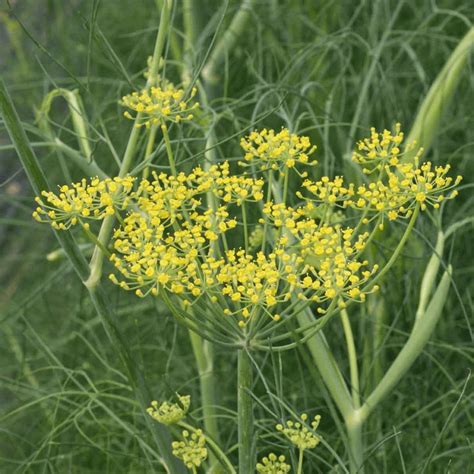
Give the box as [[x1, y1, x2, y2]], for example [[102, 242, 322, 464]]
[[172, 429, 207, 469], [121, 84, 199, 128], [240, 128, 317, 174], [192, 161, 265, 204], [298, 176, 354, 208], [209, 247, 297, 326], [109, 207, 237, 298], [33, 176, 135, 229], [351, 160, 462, 220], [256, 453, 291, 474], [276, 414, 321, 450], [262, 203, 378, 305], [147, 395, 190, 425], [32, 123, 463, 342], [352, 122, 410, 173]]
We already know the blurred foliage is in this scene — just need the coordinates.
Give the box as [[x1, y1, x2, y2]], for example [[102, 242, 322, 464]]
[[0, 0, 473, 472]]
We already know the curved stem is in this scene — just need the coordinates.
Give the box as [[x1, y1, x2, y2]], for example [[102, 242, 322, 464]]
[[369, 205, 419, 288]]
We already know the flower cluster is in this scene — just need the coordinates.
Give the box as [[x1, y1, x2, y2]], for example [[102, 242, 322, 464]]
[[32, 123, 463, 339], [352, 161, 462, 220], [211, 247, 296, 325], [33, 176, 135, 229], [172, 429, 207, 469], [121, 84, 199, 128], [146, 395, 190, 425], [193, 161, 264, 204], [240, 128, 317, 174], [352, 122, 409, 172], [256, 453, 291, 474], [276, 414, 321, 451], [299, 176, 354, 208], [262, 203, 378, 305]]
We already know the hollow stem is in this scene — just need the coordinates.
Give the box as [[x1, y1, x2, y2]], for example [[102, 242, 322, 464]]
[[189, 330, 223, 473], [340, 309, 360, 408], [237, 348, 254, 474], [346, 411, 364, 474]]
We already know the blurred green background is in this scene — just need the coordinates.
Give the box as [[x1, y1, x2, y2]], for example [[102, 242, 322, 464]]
[[1, 0, 473, 472]]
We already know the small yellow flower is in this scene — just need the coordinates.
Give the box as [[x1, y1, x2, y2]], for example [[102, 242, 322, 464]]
[[172, 429, 207, 469], [33, 176, 135, 229], [121, 83, 199, 128], [240, 128, 317, 174], [276, 413, 321, 450], [256, 453, 291, 473], [147, 395, 191, 425]]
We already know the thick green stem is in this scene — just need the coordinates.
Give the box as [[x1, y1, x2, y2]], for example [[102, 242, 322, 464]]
[[405, 28, 474, 161], [201, 0, 257, 100], [340, 309, 360, 408], [189, 331, 222, 473], [296, 310, 353, 420], [237, 349, 254, 474], [346, 411, 364, 474], [360, 268, 452, 422]]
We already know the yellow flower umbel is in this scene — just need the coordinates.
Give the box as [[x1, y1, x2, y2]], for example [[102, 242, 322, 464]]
[[33, 176, 135, 229], [172, 429, 208, 471], [352, 122, 416, 173], [349, 125, 463, 225], [256, 453, 291, 474], [121, 84, 199, 128], [387, 161, 462, 212], [209, 246, 298, 326], [298, 175, 355, 209], [240, 128, 317, 174], [262, 203, 378, 306], [193, 161, 265, 204], [147, 395, 191, 425], [276, 414, 321, 450]]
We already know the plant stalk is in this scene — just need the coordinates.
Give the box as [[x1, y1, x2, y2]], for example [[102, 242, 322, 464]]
[[237, 348, 254, 474], [189, 330, 222, 473]]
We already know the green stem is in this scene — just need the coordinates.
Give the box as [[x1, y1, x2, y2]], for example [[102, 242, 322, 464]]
[[202, 0, 257, 99], [237, 349, 254, 474], [189, 331, 223, 473], [161, 123, 177, 175], [296, 309, 353, 420], [0, 79, 186, 473], [242, 202, 249, 251], [297, 449, 304, 474], [340, 309, 360, 408], [84, 3, 170, 288], [369, 205, 420, 288], [346, 411, 364, 474], [142, 124, 159, 181], [359, 267, 452, 422]]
